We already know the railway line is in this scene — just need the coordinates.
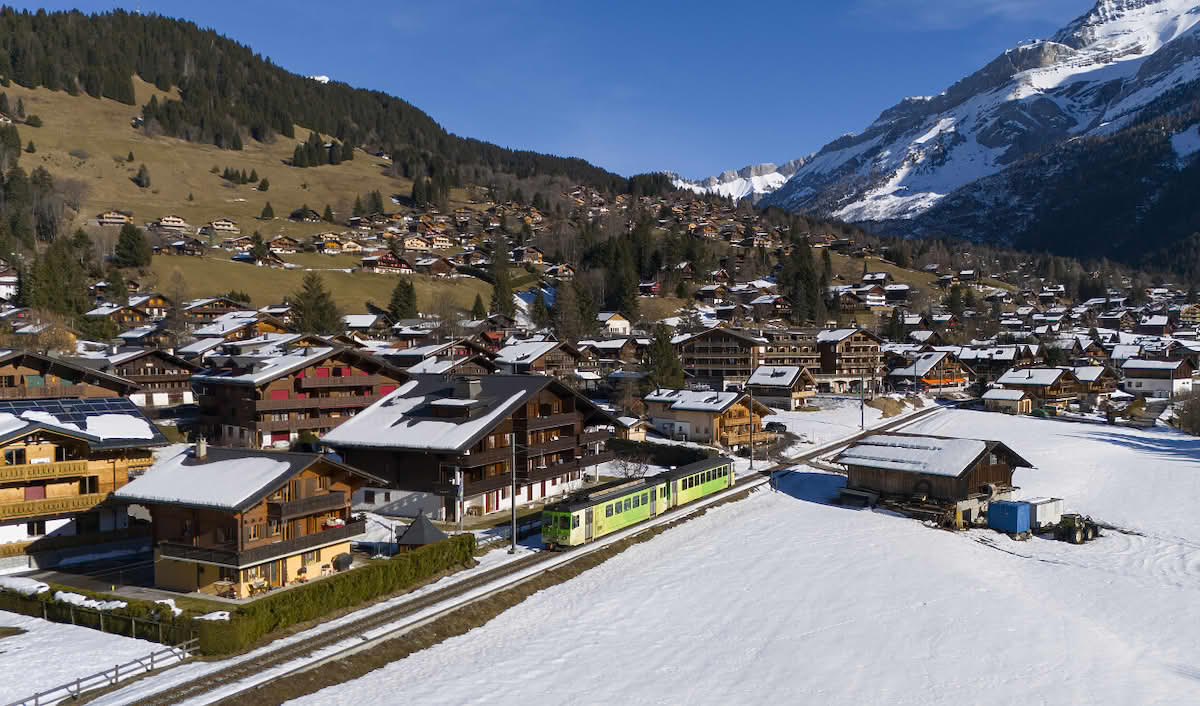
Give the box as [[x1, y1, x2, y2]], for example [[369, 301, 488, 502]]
[[110, 403, 945, 706]]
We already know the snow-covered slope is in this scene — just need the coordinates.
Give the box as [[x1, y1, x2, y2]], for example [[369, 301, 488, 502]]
[[669, 159, 808, 202], [763, 0, 1200, 229]]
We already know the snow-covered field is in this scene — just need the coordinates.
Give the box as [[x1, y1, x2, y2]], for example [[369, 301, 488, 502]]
[[287, 411, 1200, 705], [0, 610, 170, 702]]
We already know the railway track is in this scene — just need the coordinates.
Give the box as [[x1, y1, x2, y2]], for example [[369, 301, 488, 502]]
[[117, 403, 946, 706]]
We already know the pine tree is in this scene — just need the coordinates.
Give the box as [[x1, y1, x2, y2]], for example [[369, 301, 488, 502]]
[[352, 195, 364, 217], [553, 280, 583, 341], [388, 278, 416, 320], [532, 288, 550, 328], [885, 307, 904, 341], [648, 323, 684, 389], [127, 150, 134, 162], [113, 224, 151, 267], [471, 293, 486, 320], [257, 178, 269, 192], [105, 266, 127, 305], [489, 235, 515, 317], [248, 168, 258, 182], [133, 163, 150, 188], [23, 140, 33, 153], [323, 204, 334, 222], [292, 272, 342, 334], [261, 202, 274, 219]]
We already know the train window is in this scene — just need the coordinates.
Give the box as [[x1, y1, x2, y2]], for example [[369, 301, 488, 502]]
[[559, 516, 570, 529], [624, 498, 632, 512], [606, 504, 613, 517], [633, 495, 640, 509], [641, 493, 648, 504], [572, 515, 580, 529]]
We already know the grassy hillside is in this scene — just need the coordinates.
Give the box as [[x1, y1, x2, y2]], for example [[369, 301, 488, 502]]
[[6, 79, 476, 236], [150, 255, 491, 314]]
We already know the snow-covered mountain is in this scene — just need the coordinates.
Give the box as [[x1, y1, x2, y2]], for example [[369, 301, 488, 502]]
[[669, 159, 808, 202], [761, 0, 1200, 260]]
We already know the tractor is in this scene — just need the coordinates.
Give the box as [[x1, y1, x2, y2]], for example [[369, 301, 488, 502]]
[[1056, 513, 1101, 544]]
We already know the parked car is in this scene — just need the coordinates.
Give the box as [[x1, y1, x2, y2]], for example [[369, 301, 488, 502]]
[[764, 421, 788, 433]]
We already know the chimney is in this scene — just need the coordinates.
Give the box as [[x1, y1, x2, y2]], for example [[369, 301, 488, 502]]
[[455, 376, 482, 400], [195, 436, 208, 460]]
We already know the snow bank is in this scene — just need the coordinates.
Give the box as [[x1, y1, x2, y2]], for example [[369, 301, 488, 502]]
[[0, 576, 48, 596], [195, 611, 231, 621], [155, 599, 182, 617], [53, 591, 127, 611]]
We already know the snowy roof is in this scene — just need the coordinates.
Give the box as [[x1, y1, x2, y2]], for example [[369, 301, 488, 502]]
[[322, 375, 602, 452], [1140, 315, 1169, 326], [982, 389, 1028, 401], [909, 330, 936, 343], [118, 325, 158, 340], [836, 434, 999, 478], [816, 328, 860, 343], [114, 447, 385, 512], [406, 357, 465, 374], [1071, 366, 1108, 383], [746, 366, 806, 388], [955, 346, 1017, 362], [889, 351, 950, 378], [997, 368, 1067, 386], [192, 347, 338, 385], [644, 388, 741, 413], [495, 341, 560, 365], [596, 312, 625, 322], [343, 314, 379, 329], [0, 398, 165, 449], [178, 338, 226, 355], [1122, 359, 1184, 371], [84, 304, 126, 317]]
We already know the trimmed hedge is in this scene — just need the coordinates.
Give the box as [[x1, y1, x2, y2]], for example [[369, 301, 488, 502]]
[[0, 581, 195, 645], [197, 533, 476, 654], [606, 438, 712, 468]]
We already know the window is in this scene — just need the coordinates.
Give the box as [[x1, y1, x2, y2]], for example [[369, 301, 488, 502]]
[[302, 549, 320, 565], [633, 495, 640, 509], [26, 520, 45, 536], [79, 476, 98, 494], [267, 521, 280, 537], [559, 516, 570, 530], [384, 492, 391, 502], [4, 448, 25, 466], [248, 524, 260, 541], [317, 475, 330, 490], [641, 493, 648, 504], [364, 491, 376, 504], [572, 515, 580, 529], [606, 504, 614, 517], [624, 498, 631, 512]]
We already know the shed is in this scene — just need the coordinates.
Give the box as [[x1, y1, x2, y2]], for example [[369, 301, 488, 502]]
[[395, 511, 449, 549], [982, 388, 1032, 414], [834, 432, 1034, 503]]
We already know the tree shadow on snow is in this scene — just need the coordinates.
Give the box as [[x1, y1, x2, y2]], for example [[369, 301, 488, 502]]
[[1068, 430, 1200, 464]]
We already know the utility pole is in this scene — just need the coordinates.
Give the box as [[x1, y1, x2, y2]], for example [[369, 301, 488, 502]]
[[748, 386, 754, 470], [860, 371, 865, 430], [509, 433, 518, 554], [455, 466, 463, 535]]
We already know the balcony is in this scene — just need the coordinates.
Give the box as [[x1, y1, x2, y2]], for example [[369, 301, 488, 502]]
[[256, 417, 342, 433], [449, 445, 513, 468], [518, 412, 577, 432], [0, 493, 108, 521], [0, 460, 90, 484], [299, 375, 390, 390], [158, 519, 366, 568], [0, 385, 89, 400], [268, 491, 345, 521], [577, 430, 610, 446], [255, 395, 382, 412], [527, 435, 578, 455]]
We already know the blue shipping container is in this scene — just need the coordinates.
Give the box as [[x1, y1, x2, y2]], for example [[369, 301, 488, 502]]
[[988, 500, 1030, 534]]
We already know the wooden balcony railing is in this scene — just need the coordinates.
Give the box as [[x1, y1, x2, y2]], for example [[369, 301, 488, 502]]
[[0, 493, 108, 521], [268, 491, 346, 521], [299, 375, 390, 390], [577, 430, 610, 445], [0, 460, 90, 484], [449, 445, 513, 468], [518, 412, 577, 432], [0, 385, 89, 400], [158, 519, 366, 568], [256, 417, 342, 433], [255, 395, 382, 412]]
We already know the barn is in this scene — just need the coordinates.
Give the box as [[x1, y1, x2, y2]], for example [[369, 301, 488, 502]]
[[834, 432, 1034, 514]]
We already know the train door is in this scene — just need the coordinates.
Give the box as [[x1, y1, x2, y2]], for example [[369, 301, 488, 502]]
[[585, 508, 594, 541], [649, 488, 657, 517], [671, 481, 679, 509]]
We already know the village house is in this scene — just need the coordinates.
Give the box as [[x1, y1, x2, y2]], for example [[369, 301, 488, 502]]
[[835, 432, 1033, 525], [71, 349, 198, 411], [192, 345, 408, 448], [887, 351, 974, 393], [204, 218, 240, 236], [0, 351, 142, 400], [127, 293, 172, 320], [995, 367, 1080, 409], [83, 303, 151, 330], [596, 312, 632, 336], [322, 375, 616, 521], [168, 237, 206, 256], [744, 365, 817, 411], [1120, 359, 1194, 399], [413, 257, 455, 276], [494, 341, 583, 378], [268, 236, 301, 254], [0, 397, 165, 568], [155, 215, 190, 233], [675, 327, 767, 390], [96, 210, 133, 227], [114, 444, 384, 597], [361, 252, 413, 275], [643, 388, 772, 449], [1070, 365, 1120, 409], [402, 234, 431, 251], [184, 297, 251, 324], [982, 388, 1034, 414], [814, 328, 885, 393]]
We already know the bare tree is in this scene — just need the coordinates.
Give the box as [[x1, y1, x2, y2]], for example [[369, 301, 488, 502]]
[[612, 452, 650, 480]]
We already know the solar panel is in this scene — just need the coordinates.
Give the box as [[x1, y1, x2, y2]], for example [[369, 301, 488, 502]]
[[0, 397, 165, 443]]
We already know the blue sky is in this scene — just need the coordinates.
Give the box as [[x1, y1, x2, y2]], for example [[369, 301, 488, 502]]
[[18, 1, 1091, 177]]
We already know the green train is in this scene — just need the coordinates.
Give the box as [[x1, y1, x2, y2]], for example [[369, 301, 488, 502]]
[[541, 456, 736, 549]]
